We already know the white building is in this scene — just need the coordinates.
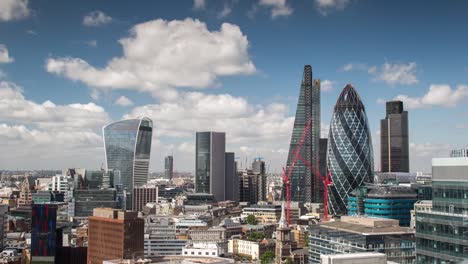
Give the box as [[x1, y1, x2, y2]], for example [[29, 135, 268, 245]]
[[182, 242, 221, 257], [228, 239, 264, 260], [320, 252, 387, 264]]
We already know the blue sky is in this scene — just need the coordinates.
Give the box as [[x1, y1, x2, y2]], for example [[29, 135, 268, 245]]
[[0, 0, 467, 172]]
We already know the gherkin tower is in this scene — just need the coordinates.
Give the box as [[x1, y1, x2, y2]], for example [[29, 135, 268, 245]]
[[327, 84, 374, 216], [284, 65, 321, 203]]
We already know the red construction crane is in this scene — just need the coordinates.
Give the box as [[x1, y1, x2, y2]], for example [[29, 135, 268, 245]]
[[282, 118, 333, 223]]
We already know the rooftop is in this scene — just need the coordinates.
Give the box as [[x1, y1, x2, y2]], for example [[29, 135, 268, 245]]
[[320, 216, 413, 235]]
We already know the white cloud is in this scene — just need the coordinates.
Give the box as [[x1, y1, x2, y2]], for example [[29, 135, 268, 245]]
[[341, 63, 368, 72], [395, 84, 468, 109], [0, 81, 111, 169], [0, 0, 30, 22], [86, 40, 97, 47], [259, 0, 293, 18], [114, 96, 133, 107], [82, 11, 112, 27], [46, 18, 256, 99], [177, 142, 195, 154], [375, 62, 418, 86], [0, 44, 13, 63], [0, 81, 110, 130], [315, 0, 351, 15], [193, 0, 206, 10], [321, 80, 334, 92], [218, 4, 232, 18]]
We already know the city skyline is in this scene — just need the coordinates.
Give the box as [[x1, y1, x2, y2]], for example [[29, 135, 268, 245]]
[[1, 0, 468, 173]]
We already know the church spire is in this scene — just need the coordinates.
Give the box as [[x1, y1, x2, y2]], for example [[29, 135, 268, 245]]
[[279, 202, 288, 229]]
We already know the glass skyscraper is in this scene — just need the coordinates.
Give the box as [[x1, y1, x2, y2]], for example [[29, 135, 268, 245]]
[[380, 100, 409, 172], [327, 84, 374, 216], [195, 131, 226, 201], [285, 65, 321, 203], [103, 117, 153, 209]]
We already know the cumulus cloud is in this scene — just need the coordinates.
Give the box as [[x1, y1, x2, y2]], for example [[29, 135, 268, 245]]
[[395, 84, 468, 109], [46, 18, 256, 98], [0, 81, 111, 169], [82, 11, 112, 27], [341, 62, 418, 86], [0, 44, 13, 63], [315, 0, 351, 15], [86, 40, 98, 47], [193, 0, 206, 10], [0, 0, 30, 22], [375, 62, 418, 86], [321, 80, 334, 92], [259, 0, 293, 18], [218, 4, 232, 18], [114, 96, 133, 107]]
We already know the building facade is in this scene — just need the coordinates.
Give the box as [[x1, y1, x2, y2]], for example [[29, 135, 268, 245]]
[[252, 159, 267, 202], [327, 84, 374, 216], [103, 118, 153, 209], [380, 101, 409, 173], [347, 185, 418, 226], [285, 65, 321, 203], [415, 157, 468, 263], [308, 216, 415, 264], [71, 189, 117, 218], [195, 132, 226, 202], [31, 204, 57, 263], [450, 148, 468, 157], [132, 186, 158, 212], [88, 208, 144, 264], [144, 216, 187, 257], [165, 155, 174, 181]]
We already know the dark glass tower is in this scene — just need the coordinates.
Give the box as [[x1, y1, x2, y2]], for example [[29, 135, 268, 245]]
[[164, 155, 174, 180], [380, 101, 409, 172], [103, 117, 153, 209], [195, 132, 226, 201], [327, 84, 374, 216], [285, 65, 321, 203]]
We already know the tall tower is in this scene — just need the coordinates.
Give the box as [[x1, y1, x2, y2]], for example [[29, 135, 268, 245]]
[[164, 155, 174, 180], [195, 132, 226, 201], [275, 203, 292, 264], [103, 117, 153, 209], [285, 65, 321, 203], [380, 101, 409, 172], [327, 84, 374, 216]]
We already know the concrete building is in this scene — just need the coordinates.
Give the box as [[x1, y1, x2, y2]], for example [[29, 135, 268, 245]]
[[320, 252, 387, 264], [239, 169, 259, 205], [195, 132, 226, 202], [415, 157, 468, 263], [183, 242, 222, 257], [380, 100, 409, 173], [87, 208, 144, 264], [450, 148, 468, 157], [308, 216, 415, 264], [224, 152, 238, 202], [241, 204, 282, 224], [0, 205, 8, 251], [17, 177, 34, 207], [144, 216, 187, 257], [70, 189, 117, 218], [252, 158, 267, 202], [132, 186, 158, 212]]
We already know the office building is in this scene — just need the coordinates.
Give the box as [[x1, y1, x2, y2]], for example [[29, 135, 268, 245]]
[[450, 148, 468, 157], [415, 157, 468, 263], [308, 216, 415, 264], [133, 186, 158, 212], [0, 204, 8, 251], [70, 189, 117, 218], [18, 176, 34, 207], [165, 155, 174, 181], [380, 101, 409, 172], [320, 252, 387, 264], [224, 152, 238, 202], [32, 191, 64, 204], [347, 185, 417, 226], [241, 204, 282, 224], [195, 132, 226, 201], [318, 138, 328, 203], [228, 239, 268, 260], [239, 169, 259, 204], [285, 65, 321, 203], [327, 84, 374, 215], [252, 158, 267, 202], [31, 204, 57, 263], [144, 216, 187, 257], [88, 208, 144, 264], [103, 118, 153, 209]]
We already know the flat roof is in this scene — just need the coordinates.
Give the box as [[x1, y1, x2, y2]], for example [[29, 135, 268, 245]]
[[320, 220, 414, 235], [432, 157, 468, 167], [322, 252, 386, 259]]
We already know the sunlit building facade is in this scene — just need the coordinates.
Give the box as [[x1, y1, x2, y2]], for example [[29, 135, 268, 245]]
[[327, 84, 374, 216], [103, 117, 153, 209]]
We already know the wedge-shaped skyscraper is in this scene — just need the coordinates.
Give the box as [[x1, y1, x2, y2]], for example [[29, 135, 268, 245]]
[[327, 84, 374, 215], [285, 65, 321, 203], [103, 117, 153, 209]]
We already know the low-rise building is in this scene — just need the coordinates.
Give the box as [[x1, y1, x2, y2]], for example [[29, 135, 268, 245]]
[[320, 252, 387, 264], [183, 242, 222, 257], [228, 239, 267, 260], [241, 204, 281, 224]]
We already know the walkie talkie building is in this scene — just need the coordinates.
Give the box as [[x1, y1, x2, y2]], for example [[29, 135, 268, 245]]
[[327, 84, 374, 216], [103, 117, 153, 209]]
